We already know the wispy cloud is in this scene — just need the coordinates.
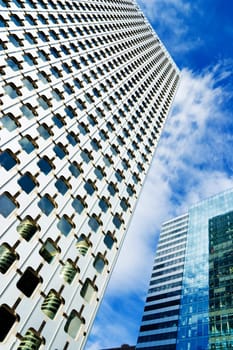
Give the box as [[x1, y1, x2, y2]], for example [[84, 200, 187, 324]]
[[86, 64, 233, 349]]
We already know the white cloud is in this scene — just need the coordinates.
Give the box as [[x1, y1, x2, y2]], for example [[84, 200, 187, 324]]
[[136, 0, 202, 56], [86, 65, 233, 349]]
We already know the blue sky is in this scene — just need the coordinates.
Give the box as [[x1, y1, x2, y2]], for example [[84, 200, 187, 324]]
[[85, 1, 233, 349]]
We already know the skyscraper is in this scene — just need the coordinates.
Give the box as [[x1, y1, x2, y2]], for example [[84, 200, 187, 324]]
[[0, 1, 179, 349], [136, 189, 233, 350]]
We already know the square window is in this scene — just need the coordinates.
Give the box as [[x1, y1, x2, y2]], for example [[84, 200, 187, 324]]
[[60, 260, 77, 284], [53, 143, 67, 159], [113, 214, 123, 229], [76, 236, 90, 256], [94, 166, 105, 180], [16, 267, 41, 297], [72, 196, 86, 214], [84, 180, 96, 195], [0, 304, 19, 342], [39, 238, 60, 264], [80, 279, 95, 302], [1, 114, 19, 131], [38, 194, 56, 216], [0, 243, 18, 274], [69, 162, 82, 178], [64, 310, 83, 339], [55, 177, 69, 195], [104, 233, 114, 250], [0, 192, 17, 218], [19, 136, 36, 154], [88, 215, 101, 232], [18, 328, 43, 349], [41, 290, 62, 319], [99, 197, 110, 213], [93, 255, 105, 273], [18, 172, 37, 194], [17, 217, 38, 241], [57, 215, 73, 236], [37, 156, 53, 175], [0, 149, 18, 170], [37, 124, 52, 140]]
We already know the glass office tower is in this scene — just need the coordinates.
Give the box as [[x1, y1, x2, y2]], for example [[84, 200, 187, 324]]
[[0, 0, 179, 349], [136, 189, 233, 350]]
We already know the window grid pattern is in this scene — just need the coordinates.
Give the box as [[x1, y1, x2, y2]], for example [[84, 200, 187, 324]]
[[136, 215, 188, 349], [0, 1, 180, 349]]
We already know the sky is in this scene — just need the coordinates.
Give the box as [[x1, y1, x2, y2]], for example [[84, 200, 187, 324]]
[[85, 1, 233, 349]]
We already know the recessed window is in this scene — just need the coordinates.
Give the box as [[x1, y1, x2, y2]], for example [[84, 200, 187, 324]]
[[0, 243, 19, 274], [22, 76, 37, 91], [0, 192, 18, 217], [37, 14, 47, 24], [38, 49, 49, 62], [20, 103, 37, 119], [84, 180, 96, 195], [4, 83, 21, 98], [52, 114, 65, 128], [69, 161, 82, 178], [8, 34, 22, 47], [65, 105, 76, 119], [127, 184, 135, 196], [49, 30, 60, 41], [0, 149, 18, 170], [81, 149, 93, 163], [19, 135, 37, 154], [51, 66, 62, 78], [37, 71, 51, 84], [99, 129, 108, 141], [78, 122, 89, 136], [51, 89, 63, 102], [104, 233, 115, 250], [93, 254, 105, 273], [0, 15, 8, 27], [55, 176, 69, 195], [41, 289, 63, 319], [60, 260, 77, 284], [18, 328, 43, 349], [16, 217, 38, 241], [16, 267, 42, 297], [54, 143, 68, 159], [72, 196, 86, 214], [80, 279, 95, 302], [57, 215, 73, 236], [91, 138, 101, 151], [1, 113, 20, 131], [18, 172, 37, 194], [0, 304, 19, 342], [94, 166, 105, 180], [39, 238, 60, 263], [38, 194, 56, 216], [108, 182, 118, 196], [6, 57, 21, 71], [76, 235, 90, 256], [99, 197, 110, 213], [113, 214, 124, 229], [10, 14, 24, 26], [38, 95, 51, 110], [38, 123, 53, 140], [37, 156, 54, 175], [25, 14, 36, 25], [67, 131, 79, 146], [120, 198, 130, 211], [64, 310, 84, 339], [88, 214, 101, 232]]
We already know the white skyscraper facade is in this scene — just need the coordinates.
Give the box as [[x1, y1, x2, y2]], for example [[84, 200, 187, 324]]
[[0, 1, 179, 349]]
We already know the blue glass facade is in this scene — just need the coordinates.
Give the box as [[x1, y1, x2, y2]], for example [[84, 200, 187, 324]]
[[137, 189, 233, 350]]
